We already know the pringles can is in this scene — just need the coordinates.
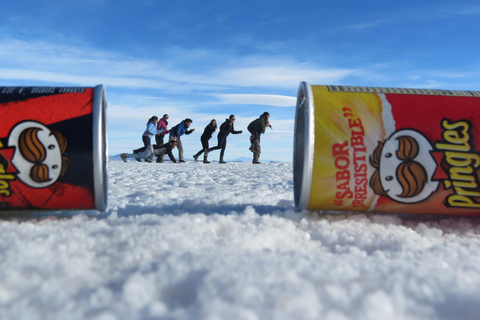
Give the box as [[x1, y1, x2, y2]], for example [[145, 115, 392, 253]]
[[0, 85, 107, 212], [294, 82, 480, 215]]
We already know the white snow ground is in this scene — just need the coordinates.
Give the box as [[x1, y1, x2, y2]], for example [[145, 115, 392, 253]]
[[2, 159, 480, 320]]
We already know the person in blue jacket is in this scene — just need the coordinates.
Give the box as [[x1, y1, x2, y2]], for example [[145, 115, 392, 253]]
[[166, 118, 195, 163], [132, 116, 165, 162]]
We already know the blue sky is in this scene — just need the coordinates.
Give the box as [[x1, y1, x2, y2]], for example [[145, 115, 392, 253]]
[[2, 0, 480, 162]]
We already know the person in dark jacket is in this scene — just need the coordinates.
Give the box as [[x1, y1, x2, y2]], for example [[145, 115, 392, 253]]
[[208, 114, 242, 163], [247, 112, 272, 164], [153, 140, 177, 163], [121, 139, 177, 163], [193, 119, 217, 163]]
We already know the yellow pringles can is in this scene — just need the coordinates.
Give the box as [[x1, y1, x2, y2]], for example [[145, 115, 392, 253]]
[[294, 82, 480, 215]]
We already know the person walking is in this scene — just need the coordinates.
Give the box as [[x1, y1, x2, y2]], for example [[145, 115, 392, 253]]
[[167, 118, 195, 163], [208, 114, 242, 164], [247, 112, 272, 164], [155, 114, 170, 146], [132, 116, 165, 162], [193, 119, 217, 163], [121, 139, 178, 163]]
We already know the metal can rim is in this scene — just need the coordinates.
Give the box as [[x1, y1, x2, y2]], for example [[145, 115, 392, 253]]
[[93, 84, 108, 211], [293, 81, 315, 211]]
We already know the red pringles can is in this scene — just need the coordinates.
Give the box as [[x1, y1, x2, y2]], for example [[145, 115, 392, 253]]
[[294, 82, 480, 216], [0, 85, 107, 212]]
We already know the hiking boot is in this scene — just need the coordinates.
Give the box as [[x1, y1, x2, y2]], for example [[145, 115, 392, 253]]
[[179, 160, 186, 163], [252, 160, 261, 164], [135, 158, 142, 162], [120, 153, 127, 162], [144, 159, 152, 163], [193, 154, 199, 162], [219, 157, 226, 164], [203, 150, 209, 163], [156, 158, 164, 163]]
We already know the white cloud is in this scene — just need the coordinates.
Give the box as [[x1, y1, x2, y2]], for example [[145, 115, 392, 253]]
[[0, 38, 360, 91], [212, 94, 296, 107]]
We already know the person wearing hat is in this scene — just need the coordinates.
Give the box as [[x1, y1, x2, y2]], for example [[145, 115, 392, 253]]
[[247, 112, 272, 164]]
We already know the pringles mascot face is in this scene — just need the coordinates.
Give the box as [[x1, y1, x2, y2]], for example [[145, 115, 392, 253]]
[[370, 129, 439, 204], [8, 121, 68, 188]]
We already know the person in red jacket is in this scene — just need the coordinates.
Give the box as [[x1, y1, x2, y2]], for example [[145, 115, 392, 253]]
[[155, 114, 170, 146], [155, 114, 171, 162]]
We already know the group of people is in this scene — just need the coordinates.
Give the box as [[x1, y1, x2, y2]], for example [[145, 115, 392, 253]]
[[120, 112, 272, 164]]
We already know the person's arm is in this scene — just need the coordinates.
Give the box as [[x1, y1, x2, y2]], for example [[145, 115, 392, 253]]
[[260, 118, 267, 133], [167, 150, 177, 162], [231, 124, 242, 134], [147, 122, 165, 135]]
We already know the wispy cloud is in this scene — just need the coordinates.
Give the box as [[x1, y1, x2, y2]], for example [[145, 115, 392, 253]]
[[212, 94, 295, 107], [0, 38, 361, 91]]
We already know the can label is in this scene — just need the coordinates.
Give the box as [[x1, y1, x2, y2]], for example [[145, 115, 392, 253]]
[[0, 87, 101, 211], [306, 84, 480, 215]]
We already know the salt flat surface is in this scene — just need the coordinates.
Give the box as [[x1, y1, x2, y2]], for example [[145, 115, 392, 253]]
[[1, 160, 480, 320]]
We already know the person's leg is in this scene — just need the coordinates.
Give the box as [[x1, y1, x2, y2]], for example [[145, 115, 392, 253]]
[[219, 138, 227, 163], [202, 138, 210, 163], [249, 134, 255, 152], [154, 136, 163, 162], [194, 137, 208, 161], [203, 148, 210, 163], [155, 135, 163, 147], [159, 136, 173, 162], [134, 136, 151, 161], [133, 135, 150, 153], [253, 138, 261, 163], [177, 138, 184, 161], [145, 145, 155, 162], [123, 145, 153, 161], [208, 136, 222, 152]]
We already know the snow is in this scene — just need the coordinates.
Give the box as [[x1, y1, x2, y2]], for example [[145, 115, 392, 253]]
[[2, 159, 480, 319]]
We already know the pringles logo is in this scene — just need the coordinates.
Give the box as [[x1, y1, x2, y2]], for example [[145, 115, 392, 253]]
[[369, 129, 439, 204], [0, 121, 69, 197], [0, 142, 16, 196], [433, 119, 480, 209], [369, 119, 480, 210]]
